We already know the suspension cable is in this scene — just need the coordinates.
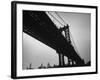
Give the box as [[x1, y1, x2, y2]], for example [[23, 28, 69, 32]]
[[47, 12, 64, 26], [55, 12, 67, 25], [69, 30, 80, 56]]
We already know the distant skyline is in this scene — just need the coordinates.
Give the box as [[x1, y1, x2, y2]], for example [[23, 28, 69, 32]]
[[22, 11, 91, 69]]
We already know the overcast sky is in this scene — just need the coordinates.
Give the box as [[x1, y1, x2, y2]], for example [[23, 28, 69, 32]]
[[22, 11, 91, 69]]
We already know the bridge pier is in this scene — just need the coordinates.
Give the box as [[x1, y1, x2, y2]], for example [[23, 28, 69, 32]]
[[59, 53, 65, 67]]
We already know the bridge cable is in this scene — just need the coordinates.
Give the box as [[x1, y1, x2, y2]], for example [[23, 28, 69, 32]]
[[55, 12, 67, 25], [69, 30, 80, 56], [47, 12, 64, 26]]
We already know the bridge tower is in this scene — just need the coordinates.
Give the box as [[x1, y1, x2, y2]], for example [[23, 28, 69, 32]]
[[58, 24, 71, 66]]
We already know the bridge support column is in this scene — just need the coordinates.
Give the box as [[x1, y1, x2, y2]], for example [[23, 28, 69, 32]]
[[59, 53, 65, 67], [62, 54, 65, 66], [59, 53, 62, 66]]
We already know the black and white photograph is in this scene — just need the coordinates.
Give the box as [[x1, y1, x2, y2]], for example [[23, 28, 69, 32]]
[[11, 1, 97, 79], [23, 11, 91, 70]]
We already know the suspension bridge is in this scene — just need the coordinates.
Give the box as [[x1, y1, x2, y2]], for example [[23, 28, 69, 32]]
[[23, 10, 85, 67]]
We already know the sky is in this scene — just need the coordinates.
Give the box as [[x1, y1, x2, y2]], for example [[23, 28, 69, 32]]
[[22, 11, 91, 69]]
